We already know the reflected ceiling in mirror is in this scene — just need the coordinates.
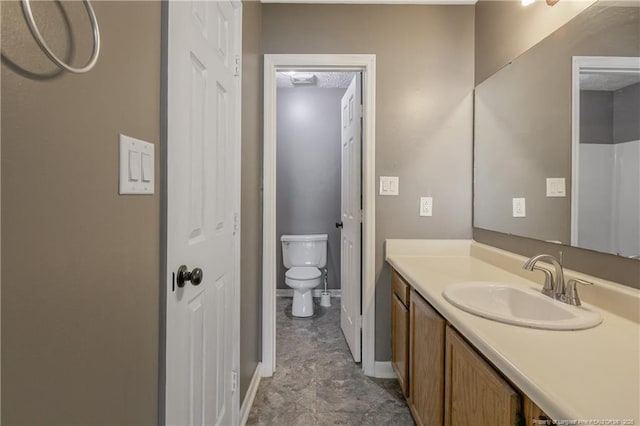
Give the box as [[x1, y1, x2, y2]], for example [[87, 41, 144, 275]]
[[473, 1, 640, 258]]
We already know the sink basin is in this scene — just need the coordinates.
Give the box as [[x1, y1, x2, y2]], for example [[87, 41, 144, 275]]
[[443, 281, 602, 330]]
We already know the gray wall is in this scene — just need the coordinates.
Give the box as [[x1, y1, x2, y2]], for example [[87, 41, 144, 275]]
[[263, 4, 475, 361], [474, 2, 640, 289], [581, 82, 640, 145], [475, 229, 640, 289], [276, 88, 344, 291], [581, 91, 613, 144], [474, 0, 595, 84], [240, 0, 262, 403], [613, 82, 640, 143], [2, 1, 160, 423]]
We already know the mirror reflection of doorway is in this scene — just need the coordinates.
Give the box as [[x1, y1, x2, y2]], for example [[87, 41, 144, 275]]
[[572, 56, 640, 258]]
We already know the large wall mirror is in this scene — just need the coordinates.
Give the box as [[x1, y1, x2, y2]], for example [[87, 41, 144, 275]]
[[474, 1, 640, 259]]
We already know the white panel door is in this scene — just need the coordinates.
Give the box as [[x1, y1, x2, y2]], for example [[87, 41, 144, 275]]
[[340, 74, 362, 362], [166, 1, 241, 425]]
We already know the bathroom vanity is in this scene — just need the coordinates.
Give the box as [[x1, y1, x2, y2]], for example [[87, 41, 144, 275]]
[[386, 239, 640, 425]]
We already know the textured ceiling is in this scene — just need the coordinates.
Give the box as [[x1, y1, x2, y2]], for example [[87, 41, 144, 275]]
[[580, 72, 640, 91], [277, 72, 356, 89]]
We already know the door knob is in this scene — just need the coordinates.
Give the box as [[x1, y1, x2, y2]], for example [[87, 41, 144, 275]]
[[176, 265, 203, 287], [336, 222, 343, 229]]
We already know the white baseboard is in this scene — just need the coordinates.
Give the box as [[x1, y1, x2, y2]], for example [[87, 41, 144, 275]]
[[240, 362, 262, 426], [276, 289, 342, 298], [373, 361, 397, 379]]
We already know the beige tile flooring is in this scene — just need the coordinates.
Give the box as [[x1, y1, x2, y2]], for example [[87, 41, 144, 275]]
[[247, 297, 414, 426]]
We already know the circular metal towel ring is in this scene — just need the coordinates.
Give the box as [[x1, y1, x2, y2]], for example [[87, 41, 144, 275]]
[[21, 0, 101, 74]]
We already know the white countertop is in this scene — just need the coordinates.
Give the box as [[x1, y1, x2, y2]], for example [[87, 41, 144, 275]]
[[385, 239, 640, 423]]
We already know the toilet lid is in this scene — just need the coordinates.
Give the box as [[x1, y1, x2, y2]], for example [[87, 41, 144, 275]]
[[285, 267, 321, 281]]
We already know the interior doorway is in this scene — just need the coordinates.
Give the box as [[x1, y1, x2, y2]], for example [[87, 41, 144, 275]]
[[262, 54, 377, 378], [571, 56, 640, 257]]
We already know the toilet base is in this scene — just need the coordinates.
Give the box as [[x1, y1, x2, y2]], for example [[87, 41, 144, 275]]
[[292, 289, 314, 317]]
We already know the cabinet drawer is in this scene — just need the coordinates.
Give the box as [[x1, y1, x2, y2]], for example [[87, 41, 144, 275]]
[[391, 269, 410, 307]]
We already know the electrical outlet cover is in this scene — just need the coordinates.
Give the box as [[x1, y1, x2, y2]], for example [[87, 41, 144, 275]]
[[420, 197, 433, 217], [512, 198, 526, 217]]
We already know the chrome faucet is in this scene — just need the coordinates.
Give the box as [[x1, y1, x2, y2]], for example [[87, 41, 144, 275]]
[[522, 254, 566, 302], [565, 278, 594, 306]]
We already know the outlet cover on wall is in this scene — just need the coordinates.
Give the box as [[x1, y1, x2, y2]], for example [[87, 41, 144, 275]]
[[512, 198, 526, 217], [420, 197, 433, 217], [546, 178, 566, 197], [379, 176, 399, 196]]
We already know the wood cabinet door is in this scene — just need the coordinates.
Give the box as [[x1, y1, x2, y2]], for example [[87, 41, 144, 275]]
[[409, 289, 446, 426], [392, 293, 410, 397], [444, 326, 519, 426], [524, 396, 553, 426]]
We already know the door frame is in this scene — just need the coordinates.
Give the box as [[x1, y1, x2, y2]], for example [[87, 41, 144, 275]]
[[570, 56, 640, 247], [159, 2, 243, 423], [262, 54, 376, 377]]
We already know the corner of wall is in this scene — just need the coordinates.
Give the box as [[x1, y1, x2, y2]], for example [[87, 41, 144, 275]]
[[239, 0, 263, 403]]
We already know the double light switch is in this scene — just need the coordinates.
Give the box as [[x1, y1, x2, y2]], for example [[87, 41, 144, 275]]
[[119, 134, 154, 195], [379, 176, 399, 196], [546, 178, 566, 197]]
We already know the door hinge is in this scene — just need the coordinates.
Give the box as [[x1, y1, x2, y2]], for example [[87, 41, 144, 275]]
[[359, 104, 364, 118], [231, 370, 238, 393], [234, 55, 241, 77], [358, 315, 363, 329], [360, 209, 364, 223], [233, 212, 239, 234]]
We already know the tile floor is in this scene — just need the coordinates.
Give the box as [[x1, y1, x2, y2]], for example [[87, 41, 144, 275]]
[[247, 297, 415, 426]]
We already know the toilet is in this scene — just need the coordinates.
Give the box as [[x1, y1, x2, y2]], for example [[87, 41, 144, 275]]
[[281, 234, 328, 317]]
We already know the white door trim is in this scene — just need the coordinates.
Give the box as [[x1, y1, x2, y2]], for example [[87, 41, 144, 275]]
[[570, 56, 640, 247], [262, 54, 377, 378], [231, 3, 243, 423]]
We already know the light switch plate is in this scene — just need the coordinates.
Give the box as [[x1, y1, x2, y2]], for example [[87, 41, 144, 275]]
[[512, 198, 526, 217], [379, 176, 399, 196], [546, 178, 566, 197], [420, 197, 433, 217], [119, 134, 154, 195]]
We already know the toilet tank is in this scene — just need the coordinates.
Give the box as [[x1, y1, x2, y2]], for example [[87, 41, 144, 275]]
[[281, 234, 328, 269]]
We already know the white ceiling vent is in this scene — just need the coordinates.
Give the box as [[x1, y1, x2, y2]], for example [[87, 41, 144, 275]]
[[290, 73, 317, 85]]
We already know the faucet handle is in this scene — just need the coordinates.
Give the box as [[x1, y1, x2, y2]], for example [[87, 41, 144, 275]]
[[532, 265, 554, 297], [565, 278, 594, 306]]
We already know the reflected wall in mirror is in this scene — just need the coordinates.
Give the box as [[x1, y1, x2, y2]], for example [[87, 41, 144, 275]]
[[474, 1, 640, 258]]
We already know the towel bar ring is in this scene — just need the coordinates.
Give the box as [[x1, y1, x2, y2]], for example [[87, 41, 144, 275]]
[[21, 0, 100, 74]]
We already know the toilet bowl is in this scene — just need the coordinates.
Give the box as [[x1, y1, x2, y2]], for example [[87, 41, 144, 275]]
[[281, 234, 328, 317], [285, 267, 322, 317]]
